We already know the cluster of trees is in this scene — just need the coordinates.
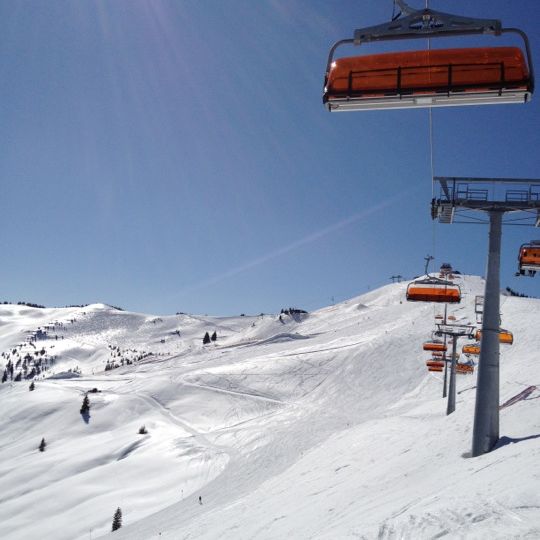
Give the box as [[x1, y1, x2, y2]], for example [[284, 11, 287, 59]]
[[64, 303, 122, 310], [1, 346, 57, 383], [280, 308, 308, 315], [32, 319, 70, 338], [105, 359, 133, 371], [2, 319, 158, 383], [0, 301, 46, 308], [505, 286, 534, 298], [104, 346, 152, 372], [18, 301, 46, 308], [0, 301, 115, 309], [203, 331, 217, 344], [1, 316, 87, 384]]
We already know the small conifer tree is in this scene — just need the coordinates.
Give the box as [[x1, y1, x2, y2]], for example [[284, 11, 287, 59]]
[[211, 331, 217, 342], [203, 332, 211, 345], [112, 507, 122, 531], [138, 425, 148, 435], [80, 394, 90, 415], [39, 438, 46, 452], [29, 381, 35, 391]]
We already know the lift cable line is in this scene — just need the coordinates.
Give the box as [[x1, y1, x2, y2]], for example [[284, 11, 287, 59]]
[[432, 176, 540, 457], [429, 102, 437, 257], [421, 0, 438, 266], [423, 254, 434, 275], [323, 1, 534, 112]]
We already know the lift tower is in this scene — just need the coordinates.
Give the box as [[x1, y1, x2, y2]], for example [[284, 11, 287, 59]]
[[434, 322, 475, 415], [432, 177, 540, 456]]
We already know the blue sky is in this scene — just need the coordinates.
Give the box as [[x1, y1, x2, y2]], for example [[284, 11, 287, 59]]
[[1, 0, 539, 315]]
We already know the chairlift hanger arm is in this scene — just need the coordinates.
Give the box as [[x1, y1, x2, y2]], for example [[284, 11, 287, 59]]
[[394, 0, 415, 17], [501, 28, 535, 92], [353, 8, 502, 45]]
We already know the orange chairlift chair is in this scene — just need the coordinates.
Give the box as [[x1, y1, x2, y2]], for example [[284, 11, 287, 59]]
[[516, 240, 540, 277], [426, 360, 445, 369], [428, 366, 444, 373], [423, 339, 447, 352], [456, 363, 475, 374], [475, 328, 514, 344], [462, 343, 481, 355], [406, 276, 461, 303], [323, 0, 534, 111]]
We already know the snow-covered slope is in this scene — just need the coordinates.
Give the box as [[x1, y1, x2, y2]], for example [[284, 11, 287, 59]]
[[1, 275, 539, 540]]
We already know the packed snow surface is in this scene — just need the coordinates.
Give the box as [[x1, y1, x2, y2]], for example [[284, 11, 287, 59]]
[[1, 275, 539, 539]]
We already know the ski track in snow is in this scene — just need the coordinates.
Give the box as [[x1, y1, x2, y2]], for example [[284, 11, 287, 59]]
[[131, 392, 239, 459]]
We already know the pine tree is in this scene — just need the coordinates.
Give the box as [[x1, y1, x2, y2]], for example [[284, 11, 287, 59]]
[[1, 369, 7, 383], [80, 394, 90, 415], [39, 438, 46, 452], [211, 331, 217, 342], [111, 507, 122, 531], [29, 381, 35, 391], [203, 332, 211, 345]]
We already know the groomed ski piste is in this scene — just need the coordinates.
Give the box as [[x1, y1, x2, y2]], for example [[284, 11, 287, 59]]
[[1, 275, 539, 540]]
